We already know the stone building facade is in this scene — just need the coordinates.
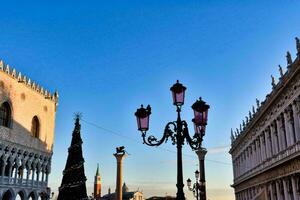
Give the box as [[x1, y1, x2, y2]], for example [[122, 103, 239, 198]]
[[230, 38, 300, 200], [0, 60, 58, 200]]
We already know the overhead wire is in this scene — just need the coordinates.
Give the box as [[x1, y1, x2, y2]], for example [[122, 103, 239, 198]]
[[81, 118, 232, 166]]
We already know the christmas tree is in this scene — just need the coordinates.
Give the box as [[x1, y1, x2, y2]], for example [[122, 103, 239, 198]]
[[57, 115, 88, 200]]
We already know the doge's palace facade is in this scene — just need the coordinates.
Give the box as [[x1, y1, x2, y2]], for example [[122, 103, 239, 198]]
[[230, 38, 300, 200], [0, 60, 58, 200]]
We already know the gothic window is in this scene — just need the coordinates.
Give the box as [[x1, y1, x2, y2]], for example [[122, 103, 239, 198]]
[[0, 102, 11, 128], [31, 116, 40, 138]]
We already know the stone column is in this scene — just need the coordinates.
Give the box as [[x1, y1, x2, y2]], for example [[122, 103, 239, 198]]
[[8, 162, 13, 183], [276, 180, 283, 200], [241, 152, 245, 175], [250, 144, 253, 169], [257, 138, 261, 165], [278, 114, 287, 151], [114, 150, 127, 200], [264, 130, 270, 159], [254, 141, 258, 167], [271, 122, 278, 155], [245, 149, 248, 172], [1, 160, 6, 184], [41, 168, 45, 183], [268, 127, 274, 157], [287, 106, 297, 145], [292, 99, 300, 142], [291, 175, 299, 200], [196, 148, 208, 200], [284, 109, 293, 147], [269, 183, 275, 200], [250, 146, 253, 170], [19, 165, 24, 185], [26, 167, 30, 185], [14, 165, 18, 184], [36, 169, 40, 187], [31, 169, 35, 186], [283, 178, 290, 200], [45, 172, 49, 185], [237, 158, 240, 177], [260, 134, 265, 162]]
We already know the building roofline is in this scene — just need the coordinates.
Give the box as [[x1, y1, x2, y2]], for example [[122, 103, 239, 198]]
[[230, 43, 300, 154], [0, 60, 59, 103]]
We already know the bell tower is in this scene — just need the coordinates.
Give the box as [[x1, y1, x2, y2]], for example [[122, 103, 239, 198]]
[[94, 163, 102, 199]]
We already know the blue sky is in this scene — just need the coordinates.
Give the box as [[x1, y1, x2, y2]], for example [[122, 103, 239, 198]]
[[1, 1, 300, 199]]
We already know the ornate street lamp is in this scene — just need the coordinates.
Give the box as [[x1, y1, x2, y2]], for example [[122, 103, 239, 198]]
[[187, 170, 201, 200], [190, 98, 210, 200], [170, 80, 187, 107], [135, 105, 151, 133], [134, 80, 210, 200]]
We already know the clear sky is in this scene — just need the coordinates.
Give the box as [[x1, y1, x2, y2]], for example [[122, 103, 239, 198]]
[[1, 1, 300, 199]]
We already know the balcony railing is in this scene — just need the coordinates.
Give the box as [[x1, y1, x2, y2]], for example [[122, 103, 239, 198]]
[[0, 176, 47, 188], [234, 141, 300, 185]]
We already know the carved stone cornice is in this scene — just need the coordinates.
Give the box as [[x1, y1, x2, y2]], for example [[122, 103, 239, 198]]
[[230, 58, 300, 154]]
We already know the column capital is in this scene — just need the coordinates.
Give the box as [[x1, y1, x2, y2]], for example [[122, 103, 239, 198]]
[[195, 148, 207, 160], [114, 153, 127, 162]]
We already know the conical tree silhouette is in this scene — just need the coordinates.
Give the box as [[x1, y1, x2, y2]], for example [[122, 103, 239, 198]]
[[58, 115, 88, 200]]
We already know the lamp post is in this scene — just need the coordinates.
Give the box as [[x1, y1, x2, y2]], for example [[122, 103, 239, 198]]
[[134, 80, 210, 200], [187, 170, 200, 200]]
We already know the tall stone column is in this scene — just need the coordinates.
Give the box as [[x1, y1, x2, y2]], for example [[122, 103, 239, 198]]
[[114, 147, 127, 200], [283, 178, 290, 200], [291, 175, 299, 200], [242, 152, 246, 175], [286, 106, 296, 146], [276, 180, 283, 200], [292, 99, 300, 142], [256, 139, 261, 165], [269, 183, 274, 200], [277, 114, 287, 151], [26, 167, 31, 186], [14, 165, 18, 184], [254, 142, 258, 167], [1, 160, 7, 184], [271, 122, 278, 155], [284, 109, 293, 147], [31, 169, 35, 186], [249, 145, 253, 169], [264, 131, 270, 159], [260, 134, 265, 162], [196, 148, 207, 200]]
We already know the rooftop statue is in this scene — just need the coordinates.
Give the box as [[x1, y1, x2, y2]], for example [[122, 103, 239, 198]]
[[271, 75, 276, 88], [279, 65, 284, 77], [286, 51, 293, 65], [296, 37, 300, 55]]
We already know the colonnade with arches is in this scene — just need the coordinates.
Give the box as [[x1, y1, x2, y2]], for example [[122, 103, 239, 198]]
[[0, 142, 51, 200]]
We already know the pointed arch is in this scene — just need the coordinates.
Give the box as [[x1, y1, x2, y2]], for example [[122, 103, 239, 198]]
[[15, 190, 26, 200], [31, 116, 40, 138], [2, 189, 14, 200], [0, 102, 11, 127], [28, 191, 36, 200]]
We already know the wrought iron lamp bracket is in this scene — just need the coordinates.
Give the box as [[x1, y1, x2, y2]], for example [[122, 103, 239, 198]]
[[142, 122, 177, 146], [182, 121, 203, 150]]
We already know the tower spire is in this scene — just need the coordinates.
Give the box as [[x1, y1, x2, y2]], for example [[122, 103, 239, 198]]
[[96, 163, 100, 176], [94, 163, 102, 199]]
